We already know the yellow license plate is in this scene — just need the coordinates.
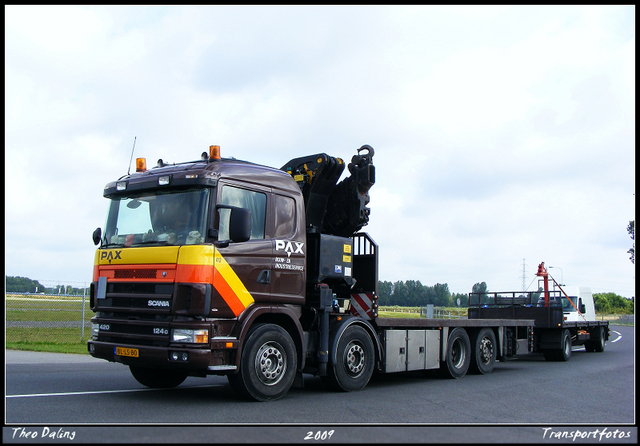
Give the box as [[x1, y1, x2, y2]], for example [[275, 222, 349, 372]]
[[115, 347, 139, 358]]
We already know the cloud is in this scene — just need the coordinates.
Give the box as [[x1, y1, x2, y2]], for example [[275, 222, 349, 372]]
[[5, 5, 635, 298]]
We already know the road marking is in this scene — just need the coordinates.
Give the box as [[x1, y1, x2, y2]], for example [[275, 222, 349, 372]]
[[610, 330, 622, 343], [6, 384, 223, 399]]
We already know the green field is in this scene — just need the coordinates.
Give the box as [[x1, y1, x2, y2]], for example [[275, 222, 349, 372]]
[[6, 294, 92, 354], [5, 295, 632, 355]]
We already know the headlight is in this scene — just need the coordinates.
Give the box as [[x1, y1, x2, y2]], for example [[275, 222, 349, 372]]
[[91, 323, 99, 338], [171, 328, 209, 343]]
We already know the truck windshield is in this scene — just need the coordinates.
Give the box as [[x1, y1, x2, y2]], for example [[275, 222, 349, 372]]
[[103, 188, 210, 247]]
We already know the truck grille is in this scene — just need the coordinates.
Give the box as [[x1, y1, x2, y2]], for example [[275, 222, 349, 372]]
[[114, 269, 158, 279], [93, 281, 175, 346]]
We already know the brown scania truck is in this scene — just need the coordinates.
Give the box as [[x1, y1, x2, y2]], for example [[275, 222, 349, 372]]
[[88, 144, 542, 401]]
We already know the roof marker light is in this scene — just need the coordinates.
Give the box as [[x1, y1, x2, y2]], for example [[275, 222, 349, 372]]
[[135, 158, 147, 172], [210, 145, 221, 160]]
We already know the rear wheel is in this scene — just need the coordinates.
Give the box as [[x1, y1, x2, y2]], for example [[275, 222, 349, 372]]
[[559, 329, 572, 361], [228, 323, 297, 402], [129, 365, 188, 388], [438, 327, 471, 379], [543, 329, 572, 361], [469, 328, 496, 375], [324, 325, 375, 392], [585, 326, 606, 352]]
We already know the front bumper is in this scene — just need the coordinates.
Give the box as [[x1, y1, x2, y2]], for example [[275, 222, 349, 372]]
[[87, 340, 237, 374]]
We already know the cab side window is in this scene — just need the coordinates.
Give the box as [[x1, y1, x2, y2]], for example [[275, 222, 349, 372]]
[[219, 185, 267, 240], [274, 194, 296, 238]]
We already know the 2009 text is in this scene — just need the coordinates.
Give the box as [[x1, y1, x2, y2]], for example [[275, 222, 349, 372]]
[[304, 430, 335, 441]]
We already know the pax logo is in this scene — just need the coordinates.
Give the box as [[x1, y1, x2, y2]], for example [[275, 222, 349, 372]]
[[275, 240, 304, 257], [100, 250, 122, 264]]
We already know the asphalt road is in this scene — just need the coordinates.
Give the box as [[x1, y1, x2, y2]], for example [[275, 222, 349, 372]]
[[4, 325, 636, 444]]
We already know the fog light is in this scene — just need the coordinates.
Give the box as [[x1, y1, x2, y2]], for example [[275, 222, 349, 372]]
[[181, 352, 189, 361], [171, 352, 180, 361]]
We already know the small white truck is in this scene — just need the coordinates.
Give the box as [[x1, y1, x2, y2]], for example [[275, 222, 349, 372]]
[[468, 262, 610, 361]]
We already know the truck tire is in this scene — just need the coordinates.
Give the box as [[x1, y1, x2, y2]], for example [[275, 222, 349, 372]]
[[543, 329, 572, 361], [585, 326, 606, 353], [438, 327, 471, 379], [324, 324, 375, 392], [129, 365, 188, 388], [228, 323, 297, 402], [559, 329, 572, 361], [469, 328, 496, 375]]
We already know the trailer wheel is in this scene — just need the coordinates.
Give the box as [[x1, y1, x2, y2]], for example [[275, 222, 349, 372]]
[[129, 365, 188, 388], [324, 325, 375, 392], [438, 327, 471, 379], [228, 323, 297, 402], [470, 328, 496, 375]]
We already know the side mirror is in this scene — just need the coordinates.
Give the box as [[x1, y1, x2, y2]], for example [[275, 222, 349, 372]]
[[229, 207, 252, 243], [216, 205, 252, 244], [579, 298, 586, 313], [92, 228, 102, 246]]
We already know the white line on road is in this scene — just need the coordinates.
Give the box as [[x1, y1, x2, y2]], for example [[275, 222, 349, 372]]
[[610, 330, 622, 342], [6, 384, 222, 399]]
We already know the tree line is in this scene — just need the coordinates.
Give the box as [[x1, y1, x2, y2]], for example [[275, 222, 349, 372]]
[[377, 279, 633, 314], [378, 280, 469, 308], [5, 276, 89, 296], [5, 275, 633, 314], [593, 292, 634, 314]]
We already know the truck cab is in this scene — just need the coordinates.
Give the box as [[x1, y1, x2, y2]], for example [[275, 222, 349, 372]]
[[560, 287, 597, 323], [88, 144, 378, 401]]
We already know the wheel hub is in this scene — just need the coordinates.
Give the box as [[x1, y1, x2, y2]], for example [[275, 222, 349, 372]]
[[255, 342, 286, 386], [479, 337, 494, 365], [345, 343, 365, 376]]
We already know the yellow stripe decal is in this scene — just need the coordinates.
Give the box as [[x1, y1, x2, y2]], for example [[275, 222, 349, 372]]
[[177, 245, 214, 266], [214, 248, 255, 310]]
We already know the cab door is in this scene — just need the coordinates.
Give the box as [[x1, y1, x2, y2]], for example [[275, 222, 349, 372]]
[[269, 193, 306, 304], [213, 182, 273, 309]]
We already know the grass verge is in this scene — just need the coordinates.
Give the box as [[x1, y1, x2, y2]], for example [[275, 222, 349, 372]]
[[6, 341, 89, 355]]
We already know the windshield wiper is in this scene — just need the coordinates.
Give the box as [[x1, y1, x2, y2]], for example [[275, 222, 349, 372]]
[[102, 242, 125, 248], [132, 240, 169, 246]]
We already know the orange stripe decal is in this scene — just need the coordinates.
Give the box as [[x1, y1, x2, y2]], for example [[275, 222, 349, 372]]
[[212, 273, 247, 316], [213, 248, 254, 317]]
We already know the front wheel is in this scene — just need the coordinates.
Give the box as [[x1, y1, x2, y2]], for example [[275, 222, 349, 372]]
[[129, 365, 188, 388], [228, 323, 297, 402], [324, 324, 375, 392]]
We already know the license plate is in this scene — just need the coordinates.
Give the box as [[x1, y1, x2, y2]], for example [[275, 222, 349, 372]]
[[115, 347, 139, 358]]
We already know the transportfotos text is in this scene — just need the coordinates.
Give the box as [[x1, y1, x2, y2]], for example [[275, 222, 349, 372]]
[[542, 427, 632, 441]]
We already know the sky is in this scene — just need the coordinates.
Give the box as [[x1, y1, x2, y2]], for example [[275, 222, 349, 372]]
[[5, 5, 635, 298]]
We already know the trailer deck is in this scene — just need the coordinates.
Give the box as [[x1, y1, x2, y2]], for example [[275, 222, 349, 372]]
[[374, 317, 535, 329]]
